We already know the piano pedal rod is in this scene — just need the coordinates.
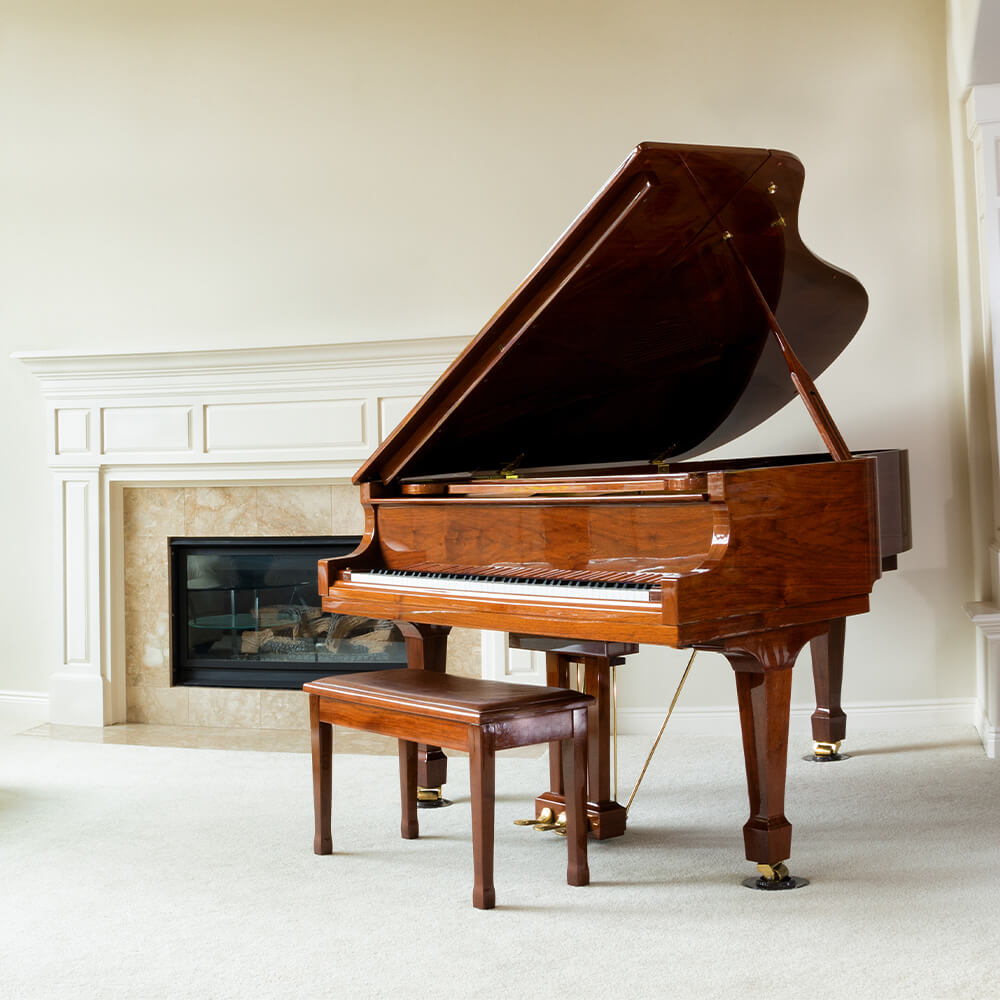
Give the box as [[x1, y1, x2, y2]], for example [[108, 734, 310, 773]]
[[624, 650, 697, 815], [612, 664, 618, 803]]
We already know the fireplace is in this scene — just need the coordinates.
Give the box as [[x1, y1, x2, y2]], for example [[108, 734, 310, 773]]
[[16, 339, 504, 729], [170, 536, 406, 690]]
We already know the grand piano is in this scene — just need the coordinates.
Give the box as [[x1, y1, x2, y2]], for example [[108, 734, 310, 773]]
[[318, 142, 911, 886]]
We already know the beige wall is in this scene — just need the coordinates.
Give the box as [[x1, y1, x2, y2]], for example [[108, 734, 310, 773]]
[[1, 1, 973, 712]]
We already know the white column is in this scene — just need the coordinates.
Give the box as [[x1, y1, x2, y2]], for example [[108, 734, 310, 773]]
[[480, 631, 546, 684], [50, 469, 109, 725], [966, 84, 1000, 757]]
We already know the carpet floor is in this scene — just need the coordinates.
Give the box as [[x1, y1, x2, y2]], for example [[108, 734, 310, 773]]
[[2, 705, 998, 999]]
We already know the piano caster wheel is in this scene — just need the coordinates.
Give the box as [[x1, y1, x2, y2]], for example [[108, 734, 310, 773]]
[[417, 786, 453, 809], [741, 862, 810, 891], [802, 740, 851, 763]]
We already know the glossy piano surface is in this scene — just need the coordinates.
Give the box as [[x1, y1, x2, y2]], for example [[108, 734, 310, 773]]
[[316, 142, 911, 880], [355, 142, 868, 487], [322, 455, 882, 646]]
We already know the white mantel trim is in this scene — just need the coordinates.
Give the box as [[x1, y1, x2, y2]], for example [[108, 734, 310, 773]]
[[13, 337, 469, 374], [17, 336, 471, 726]]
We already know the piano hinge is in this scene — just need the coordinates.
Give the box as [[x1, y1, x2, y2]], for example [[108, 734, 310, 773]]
[[651, 449, 674, 473], [496, 453, 525, 480]]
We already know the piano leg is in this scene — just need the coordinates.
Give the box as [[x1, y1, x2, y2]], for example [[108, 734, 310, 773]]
[[809, 616, 849, 760], [714, 625, 824, 889], [397, 622, 452, 798], [544, 652, 570, 799]]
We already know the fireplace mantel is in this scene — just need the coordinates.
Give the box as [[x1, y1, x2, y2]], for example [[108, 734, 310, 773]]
[[16, 338, 471, 726]]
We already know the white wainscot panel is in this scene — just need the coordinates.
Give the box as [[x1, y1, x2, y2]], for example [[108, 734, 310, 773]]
[[205, 399, 366, 453], [56, 409, 91, 454], [379, 396, 422, 442], [103, 406, 192, 453]]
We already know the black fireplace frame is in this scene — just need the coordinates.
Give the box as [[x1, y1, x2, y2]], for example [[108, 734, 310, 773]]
[[168, 535, 407, 690]]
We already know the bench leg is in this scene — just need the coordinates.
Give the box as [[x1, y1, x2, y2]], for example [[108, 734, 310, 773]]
[[564, 706, 590, 887], [309, 695, 332, 855], [399, 739, 419, 839], [468, 728, 496, 909]]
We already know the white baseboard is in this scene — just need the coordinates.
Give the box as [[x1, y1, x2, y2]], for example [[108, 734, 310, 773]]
[[0, 689, 49, 708], [975, 700, 999, 759], [2, 689, 982, 752], [618, 698, 978, 738]]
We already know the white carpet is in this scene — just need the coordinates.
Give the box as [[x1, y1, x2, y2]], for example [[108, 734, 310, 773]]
[[2, 706, 999, 1000]]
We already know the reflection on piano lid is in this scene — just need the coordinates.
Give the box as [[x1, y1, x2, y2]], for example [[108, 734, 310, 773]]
[[354, 142, 869, 487]]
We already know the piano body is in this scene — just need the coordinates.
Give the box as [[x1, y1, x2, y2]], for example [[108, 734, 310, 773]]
[[318, 142, 911, 881]]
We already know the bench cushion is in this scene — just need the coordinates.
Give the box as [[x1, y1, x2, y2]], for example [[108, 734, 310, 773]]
[[304, 669, 591, 725]]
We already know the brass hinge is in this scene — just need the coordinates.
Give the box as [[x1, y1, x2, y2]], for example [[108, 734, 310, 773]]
[[496, 453, 524, 480], [651, 448, 673, 473]]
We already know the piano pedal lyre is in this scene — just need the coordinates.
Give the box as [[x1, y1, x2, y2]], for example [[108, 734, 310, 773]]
[[742, 862, 809, 891]]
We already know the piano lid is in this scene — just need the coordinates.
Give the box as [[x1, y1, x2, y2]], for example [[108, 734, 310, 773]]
[[355, 142, 868, 486]]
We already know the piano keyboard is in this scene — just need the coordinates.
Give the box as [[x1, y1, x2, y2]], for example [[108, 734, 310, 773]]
[[347, 569, 660, 604]]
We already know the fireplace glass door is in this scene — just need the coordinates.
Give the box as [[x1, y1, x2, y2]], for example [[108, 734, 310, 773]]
[[170, 536, 406, 689]]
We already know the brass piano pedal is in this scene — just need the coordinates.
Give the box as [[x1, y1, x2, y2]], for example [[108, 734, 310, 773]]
[[516, 807, 597, 836], [514, 806, 554, 828], [417, 786, 453, 809], [802, 740, 850, 763], [741, 861, 809, 891]]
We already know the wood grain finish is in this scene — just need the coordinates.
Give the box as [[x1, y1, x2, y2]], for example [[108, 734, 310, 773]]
[[306, 671, 591, 909], [531, 644, 631, 840], [317, 458, 884, 870], [313, 144, 913, 879], [322, 457, 880, 647], [352, 144, 868, 485]]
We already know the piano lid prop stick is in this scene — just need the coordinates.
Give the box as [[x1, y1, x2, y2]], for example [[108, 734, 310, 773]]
[[624, 650, 697, 815], [722, 232, 852, 463]]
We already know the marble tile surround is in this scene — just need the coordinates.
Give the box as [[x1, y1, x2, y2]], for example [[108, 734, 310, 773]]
[[124, 484, 482, 732]]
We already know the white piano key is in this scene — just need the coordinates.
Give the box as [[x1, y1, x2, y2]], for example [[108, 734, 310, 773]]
[[347, 570, 658, 604]]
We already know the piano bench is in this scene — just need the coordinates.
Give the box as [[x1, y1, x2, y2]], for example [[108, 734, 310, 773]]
[[304, 668, 593, 910]]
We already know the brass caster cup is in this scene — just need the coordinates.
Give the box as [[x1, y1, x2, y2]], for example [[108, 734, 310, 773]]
[[742, 863, 809, 890], [803, 741, 850, 763], [416, 786, 453, 809]]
